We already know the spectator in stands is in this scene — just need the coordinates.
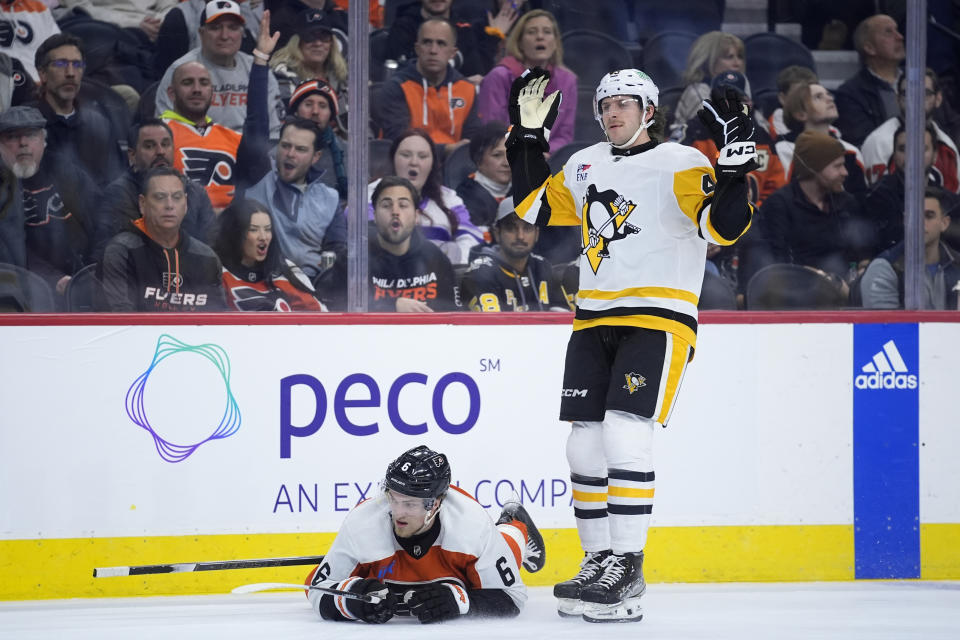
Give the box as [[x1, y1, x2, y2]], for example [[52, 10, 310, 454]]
[[766, 65, 819, 141], [244, 117, 345, 280], [103, 119, 215, 244], [29, 33, 126, 188], [861, 69, 960, 192], [834, 14, 905, 147], [0, 0, 60, 81], [860, 186, 959, 309], [268, 0, 346, 49], [0, 51, 35, 112], [160, 14, 276, 211], [386, 0, 518, 82], [367, 175, 457, 312], [476, 9, 575, 152], [461, 198, 569, 312], [269, 8, 347, 110], [0, 159, 25, 268], [57, 0, 181, 43], [864, 124, 941, 253], [0, 105, 105, 296], [455, 120, 510, 228], [213, 197, 326, 311], [155, 1, 284, 140], [373, 18, 481, 150], [777, 81, 867, 197], [287, 78, 347, 198], [154, 0, 263, 79], [757, 130, 875, 284], [368, 129, 482, 264], [669, 31, 745, 142], [99, 166, 226, 312], [683, 71, 785, 208]]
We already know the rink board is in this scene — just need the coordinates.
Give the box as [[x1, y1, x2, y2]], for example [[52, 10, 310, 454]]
[[0, 313, 958, 599]]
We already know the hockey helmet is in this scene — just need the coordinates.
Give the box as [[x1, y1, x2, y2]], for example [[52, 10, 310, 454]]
[[384, 445, 451, 499], [593, 69, 659, 125]]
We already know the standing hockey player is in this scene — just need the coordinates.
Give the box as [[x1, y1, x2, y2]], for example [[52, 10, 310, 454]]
[[306, 445, 546, 624], [505, 68, 755, 622]]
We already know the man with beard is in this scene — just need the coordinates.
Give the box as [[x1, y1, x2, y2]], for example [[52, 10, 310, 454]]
[[461, 198, 570, 311], [102, 119, 216, 243], [0, 105, 104, 295]]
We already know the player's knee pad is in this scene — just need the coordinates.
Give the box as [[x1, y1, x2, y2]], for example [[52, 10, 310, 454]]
[[601, 410, 655, 471], [566, 421, 606, 477]]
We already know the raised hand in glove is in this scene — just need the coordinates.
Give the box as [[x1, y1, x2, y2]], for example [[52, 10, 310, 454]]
[[697, 87, 758, 178], [405, 582, 470, 624], [343, 578, 397, 624], [506, 67, 562, 151]]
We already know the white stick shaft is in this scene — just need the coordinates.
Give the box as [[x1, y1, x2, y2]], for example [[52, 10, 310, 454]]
[[232, 582, 383, 603]]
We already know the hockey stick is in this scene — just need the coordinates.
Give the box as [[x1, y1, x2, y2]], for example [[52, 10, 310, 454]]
[[232, 582, 385, 604], [93, 555, 325, 578]]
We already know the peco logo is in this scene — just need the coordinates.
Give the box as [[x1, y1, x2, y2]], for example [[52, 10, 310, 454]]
[[280, 372, 481, 457], [854, 340, 917, 390]]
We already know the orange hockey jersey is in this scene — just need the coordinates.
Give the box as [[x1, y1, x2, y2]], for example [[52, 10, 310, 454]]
[[162, 111, 242, 210]]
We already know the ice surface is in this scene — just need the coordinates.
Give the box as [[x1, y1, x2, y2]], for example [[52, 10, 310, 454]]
[[1, 582, 958, 640]]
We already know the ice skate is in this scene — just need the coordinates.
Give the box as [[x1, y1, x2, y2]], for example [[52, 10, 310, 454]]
[[580, 551, 645, 623], [497, 497, 546, 573], [552, 549, 611, 617]]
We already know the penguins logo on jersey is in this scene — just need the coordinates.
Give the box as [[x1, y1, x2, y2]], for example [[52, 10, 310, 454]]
[[623, 372, 646, 394], [581, 184, 639, 274], [179, 147, 236, 186]]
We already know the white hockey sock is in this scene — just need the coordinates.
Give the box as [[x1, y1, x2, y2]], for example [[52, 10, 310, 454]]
[[566, 421, 610, 552], [602, 410, 655, 555]]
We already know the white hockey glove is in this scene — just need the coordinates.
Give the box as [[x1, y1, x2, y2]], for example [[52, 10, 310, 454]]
[[697, 87, 758, 179], [506, 67, 562, 152]]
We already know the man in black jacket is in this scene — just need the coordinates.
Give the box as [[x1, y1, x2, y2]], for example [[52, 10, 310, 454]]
[[99, 166, 226, 312]]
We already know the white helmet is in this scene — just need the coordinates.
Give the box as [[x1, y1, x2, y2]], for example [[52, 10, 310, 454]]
[[593, 69, 659, 147]]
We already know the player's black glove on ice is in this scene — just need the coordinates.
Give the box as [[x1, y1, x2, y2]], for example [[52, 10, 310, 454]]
[[505, 67, 562, 153], [406, 582, 470, 623], [697, 87, 758, 178], [344, 578, 396, 624]]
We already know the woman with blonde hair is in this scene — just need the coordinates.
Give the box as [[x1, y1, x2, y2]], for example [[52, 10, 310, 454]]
[[270, 15, 348, 128], [477, 9, 577, 151], [669, 31, 746, 141]]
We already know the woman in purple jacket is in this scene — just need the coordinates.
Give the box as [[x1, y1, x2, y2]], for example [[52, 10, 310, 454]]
[[476, 9, 577, 153]]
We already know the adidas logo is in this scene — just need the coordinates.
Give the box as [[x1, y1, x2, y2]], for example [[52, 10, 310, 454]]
[[854, 340, 917, 390]]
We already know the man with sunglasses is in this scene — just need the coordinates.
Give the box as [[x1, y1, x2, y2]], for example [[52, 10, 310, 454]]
[[28, 33, 125, 189]]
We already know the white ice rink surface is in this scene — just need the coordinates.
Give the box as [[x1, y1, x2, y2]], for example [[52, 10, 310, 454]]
[[1, 582, 958, 640]]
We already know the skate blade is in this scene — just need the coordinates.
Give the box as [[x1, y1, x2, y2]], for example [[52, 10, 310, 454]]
[[582, 597, 643, 623], [556, 598, 584, 617]]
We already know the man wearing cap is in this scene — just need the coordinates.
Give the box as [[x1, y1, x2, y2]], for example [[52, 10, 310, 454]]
[[243, 116, 345, 280], [0, 105, 105, 295], [682, 70, 785, 208], [756, 130, 875, 283], [288, 78, 347, 198], [155, 1, 283, 140], [460, 198, 570, 312], [160, 10, 277, 211], [777, 81, 867, 197]]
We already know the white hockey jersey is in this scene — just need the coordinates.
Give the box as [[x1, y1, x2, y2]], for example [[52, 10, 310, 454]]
[[307, 486, 527, 616], [516, 141, 747, 348]]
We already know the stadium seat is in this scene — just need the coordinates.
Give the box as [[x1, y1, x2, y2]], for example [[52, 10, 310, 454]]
[[59, 15, 152, 91], [561, 30, 634, 89], [751, 87, 781, 121], [369, 139, 395, 182], [745, 263, 846, 310], [549, 141, 592, 174], [657, 85, 685, 123], [136, 81, 159, 124], [384, 0, 419, 26], [632, 0, 723, 43], [743, 33, 817, 96], [544, 0, 632, 41], [442, 142, 476, 189], [64, 264, 103, 313], [640, 31, 699, 92], [698, 270, 737, 310], [369, 28, 391, 82], [574, 87, 606, 144], [0, 263, 56, 312]]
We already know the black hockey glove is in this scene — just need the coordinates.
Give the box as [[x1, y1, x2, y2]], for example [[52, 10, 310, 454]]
[[505, 67, 562, 153], [406, 582, 470, 624], [343, 578, 396, 624], [697, 87, 758, 178]]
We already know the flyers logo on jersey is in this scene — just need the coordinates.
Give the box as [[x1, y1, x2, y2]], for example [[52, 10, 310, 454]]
[[0, 21, 34, 47], [581, 184, 639, 274], [179, 147, 236, 186]]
